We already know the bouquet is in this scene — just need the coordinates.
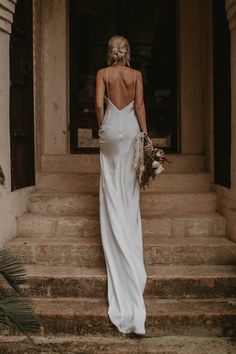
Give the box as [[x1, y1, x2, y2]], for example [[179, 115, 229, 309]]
[[133, 132, 170, 190]]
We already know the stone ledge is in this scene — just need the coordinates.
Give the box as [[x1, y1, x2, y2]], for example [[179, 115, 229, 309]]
[[225, 0, 236, 30]]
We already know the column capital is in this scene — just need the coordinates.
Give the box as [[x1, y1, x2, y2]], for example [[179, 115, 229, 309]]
[[225, 0, 236, 30], [0, 0, 16, 34]]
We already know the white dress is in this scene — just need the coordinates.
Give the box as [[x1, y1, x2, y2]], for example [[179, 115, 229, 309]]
[[98, 67, 147, 334]]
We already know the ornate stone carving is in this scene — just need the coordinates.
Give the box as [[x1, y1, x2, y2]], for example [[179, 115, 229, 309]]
[[225, 0, 236, 30]]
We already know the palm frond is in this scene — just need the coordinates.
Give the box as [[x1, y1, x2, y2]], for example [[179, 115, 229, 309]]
[[0, 249, 26, 294], [0, 307, 9, 330], [0, 294, 40, 341]]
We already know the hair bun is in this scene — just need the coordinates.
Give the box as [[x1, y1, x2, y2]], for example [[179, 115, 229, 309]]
[[107, 35, 131, 67], [112, 47, 127, 56]]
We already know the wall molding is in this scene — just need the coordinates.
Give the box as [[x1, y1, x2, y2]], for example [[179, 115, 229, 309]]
[[225, 0, 236, 30], [0, 0, 16, 34]]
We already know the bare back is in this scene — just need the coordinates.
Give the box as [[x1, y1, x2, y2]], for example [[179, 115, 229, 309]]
[[104, 65, 136, 111], [95, 64, 148, 133]]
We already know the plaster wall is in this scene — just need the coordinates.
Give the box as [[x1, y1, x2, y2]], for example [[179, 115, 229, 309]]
[[42, 0, 68, 155]]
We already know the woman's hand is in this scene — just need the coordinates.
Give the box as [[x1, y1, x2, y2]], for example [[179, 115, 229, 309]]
[[144, 136, 154, 151]]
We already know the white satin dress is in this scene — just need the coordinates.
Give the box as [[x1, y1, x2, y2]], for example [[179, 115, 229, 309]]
[[98, 67, 147, 334]]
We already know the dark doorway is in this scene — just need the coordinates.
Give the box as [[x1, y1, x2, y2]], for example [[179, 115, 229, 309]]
[[213, 0, 231, 188], [10, 0, 35, 190], [69, 0, 178, 154]]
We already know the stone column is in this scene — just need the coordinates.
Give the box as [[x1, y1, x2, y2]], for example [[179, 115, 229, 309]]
[[225, 0, 236, 189], [178, 0, 205, 154], [42, 0, 68, 155]]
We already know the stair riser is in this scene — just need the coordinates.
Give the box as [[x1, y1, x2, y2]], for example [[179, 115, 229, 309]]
[[17, 276, 236, 299], [1, 336, 235, 354], [42, 154, 206, 174], [18, 215, 226, 238], [38, 173, 211, 193], [6, 244, 236, 266], [28, 194, 216, 215], [10, 313, 236, 337]]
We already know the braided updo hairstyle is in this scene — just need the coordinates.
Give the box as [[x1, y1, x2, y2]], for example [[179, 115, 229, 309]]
[[107, 35, 131, 67]]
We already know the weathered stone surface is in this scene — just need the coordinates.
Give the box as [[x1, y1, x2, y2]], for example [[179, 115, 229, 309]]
[[4, 156, 236, 347], [10, 265, 236, 299], [5, 236, 236, 266], [17, 212, 226, 238], [28, 192, 217, 215], [41, 154, 206, 173], [1, 335, 236, 354], [38, 172, 212, 193], [8, 297, 236, 337]]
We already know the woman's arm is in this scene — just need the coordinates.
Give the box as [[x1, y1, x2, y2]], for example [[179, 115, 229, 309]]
[[95, 69, 105, 128], [134, 70, 153, 150], [134, 70, 148, 133]]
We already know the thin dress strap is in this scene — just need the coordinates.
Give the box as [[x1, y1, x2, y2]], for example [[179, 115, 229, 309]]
[[133, 69, 136, 101], [106, 67, 109, 99]]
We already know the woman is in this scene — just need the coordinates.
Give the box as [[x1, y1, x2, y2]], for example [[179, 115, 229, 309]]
[[95, 35, 153, 335]]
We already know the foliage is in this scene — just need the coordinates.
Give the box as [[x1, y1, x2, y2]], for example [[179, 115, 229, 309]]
[[0, 248, 40, 341]]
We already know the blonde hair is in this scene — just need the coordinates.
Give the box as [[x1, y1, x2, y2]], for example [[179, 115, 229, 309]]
[[107, 35, 131, 67]]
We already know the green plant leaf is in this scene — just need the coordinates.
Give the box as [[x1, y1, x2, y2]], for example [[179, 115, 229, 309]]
[[0, 294, 40, 341], [0, 249, 26, 294]]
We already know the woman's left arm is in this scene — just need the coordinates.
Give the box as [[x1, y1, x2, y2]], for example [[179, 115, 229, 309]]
[[95, 69, 105, 128]]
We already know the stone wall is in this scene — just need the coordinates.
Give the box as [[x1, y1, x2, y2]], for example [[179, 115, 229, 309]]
[[33, 0, 43, 179], [42, 0, 68, 155], [0, 0, 40, 245], [178, 0, 206, 154]]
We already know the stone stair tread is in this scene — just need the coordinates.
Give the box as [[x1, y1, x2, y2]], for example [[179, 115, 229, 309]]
[[0, 335, 236, 353], [19, 211, 223, 220], [7, 235, 234, 246], [31, 191, 215, 196], [39, 171, 210, 176], [24, 297, 236, 315], [23, 264, 236, 279]]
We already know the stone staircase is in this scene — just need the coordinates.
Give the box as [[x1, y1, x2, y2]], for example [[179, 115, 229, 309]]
[[1, 154, 236, 353]]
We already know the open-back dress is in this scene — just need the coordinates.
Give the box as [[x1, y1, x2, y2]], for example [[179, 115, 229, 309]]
[[98, 66, 147, 334]]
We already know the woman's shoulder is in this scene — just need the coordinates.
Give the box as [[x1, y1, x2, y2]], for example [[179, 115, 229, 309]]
[[96, 66, 142, 78], [96, 67, 106, 76]]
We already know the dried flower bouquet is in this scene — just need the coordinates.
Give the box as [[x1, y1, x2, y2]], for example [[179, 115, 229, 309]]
[[133, 132, 170, 190]]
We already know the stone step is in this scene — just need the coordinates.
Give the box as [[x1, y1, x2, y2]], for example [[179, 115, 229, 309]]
[[1, 335, 236, 354], [37, 172, 212, 193], [5, 236, 236, 266], [18, 264, 236, 299], [10, 297, 236, 337], [42, 154, 206, 173], [28, 192, 217, 215], [17, 212, 226, 238]]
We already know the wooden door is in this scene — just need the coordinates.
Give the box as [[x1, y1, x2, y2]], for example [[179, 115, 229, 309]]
[[213, 0, 231, 188], [69, 0, 178, 154], [10, 0, 35, 190]]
